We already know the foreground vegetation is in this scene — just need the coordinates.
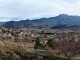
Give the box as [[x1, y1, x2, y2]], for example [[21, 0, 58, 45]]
[[0, 41, 69, 60]]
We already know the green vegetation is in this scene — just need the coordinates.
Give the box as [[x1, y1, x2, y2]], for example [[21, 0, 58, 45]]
[[35, 37, 44, 49], [47, 39, 55, 49]]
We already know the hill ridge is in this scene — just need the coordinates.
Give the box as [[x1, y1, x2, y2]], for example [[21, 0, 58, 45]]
[[2, 14, 80, 29]]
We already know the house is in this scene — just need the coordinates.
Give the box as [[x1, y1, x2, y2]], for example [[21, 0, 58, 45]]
[[40, 40, 47, 43]]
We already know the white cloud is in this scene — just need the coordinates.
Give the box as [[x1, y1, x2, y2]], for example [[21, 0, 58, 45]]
[[0, 0, 80, 22]]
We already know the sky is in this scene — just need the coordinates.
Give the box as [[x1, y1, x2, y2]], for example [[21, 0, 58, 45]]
[[0, 0, 80, 22]]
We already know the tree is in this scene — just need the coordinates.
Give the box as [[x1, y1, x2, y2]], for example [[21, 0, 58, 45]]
[[47, 39, 55, 49], [35, 37, 43, 49]]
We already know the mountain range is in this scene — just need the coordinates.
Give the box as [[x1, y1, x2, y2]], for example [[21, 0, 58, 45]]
[[2, 14, 80, 29]]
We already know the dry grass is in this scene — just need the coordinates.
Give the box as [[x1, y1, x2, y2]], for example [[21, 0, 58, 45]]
[[0, 41, 27, 60]]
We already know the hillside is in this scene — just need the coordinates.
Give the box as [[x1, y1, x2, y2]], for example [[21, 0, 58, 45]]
[[2, 14, 80, 29], [0, 41, 68, 60], [52, 24, 80, 29], [0, 22, 5, 26]]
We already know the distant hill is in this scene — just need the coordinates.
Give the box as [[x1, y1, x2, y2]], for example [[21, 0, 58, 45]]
[[0, 22, 5, 26], [2, 14, 80, 29], [52, 24, 80, 29]]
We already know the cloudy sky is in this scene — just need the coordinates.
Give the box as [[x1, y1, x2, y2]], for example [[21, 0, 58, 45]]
[[0, 0, 80, 22]]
